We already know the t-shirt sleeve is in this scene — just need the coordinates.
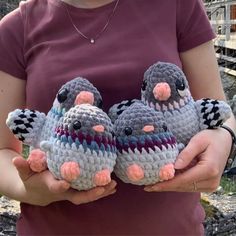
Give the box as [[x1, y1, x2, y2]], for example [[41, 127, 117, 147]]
[[0, 3, 26, 80], [177, 0, 216, 52]]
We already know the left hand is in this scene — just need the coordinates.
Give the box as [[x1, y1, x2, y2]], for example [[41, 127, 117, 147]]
[[144, 127, 232, 192]]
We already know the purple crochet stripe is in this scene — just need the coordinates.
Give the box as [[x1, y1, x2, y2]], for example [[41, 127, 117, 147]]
[[55, 128, 116, 147], [116, 136, 176, 154]]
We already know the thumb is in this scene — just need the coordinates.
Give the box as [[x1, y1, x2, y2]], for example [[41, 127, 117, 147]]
[[12, 156, 35, 181], [174, 135, 207, 169]]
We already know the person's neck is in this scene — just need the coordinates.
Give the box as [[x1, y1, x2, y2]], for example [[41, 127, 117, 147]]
[[61, 0, 115, 8]]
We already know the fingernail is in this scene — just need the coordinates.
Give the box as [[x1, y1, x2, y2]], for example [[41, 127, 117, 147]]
[[110, 189, 117, 195], [110, 181, 117, 188], [174, 158, 184, 169], [144, 186, 157, 192], [62, 182, 70, 189], [95, 188, 105, 195], [144, 187, 152, 192]]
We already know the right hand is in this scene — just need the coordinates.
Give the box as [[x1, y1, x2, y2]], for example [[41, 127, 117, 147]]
[[13, 156, 117, 206]]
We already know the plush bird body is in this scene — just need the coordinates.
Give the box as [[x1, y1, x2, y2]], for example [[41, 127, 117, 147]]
[[114, 102, 180, 185], [6, 77, 103, 148], [40, 104, 117, 191], [141, 62, 231, 145]]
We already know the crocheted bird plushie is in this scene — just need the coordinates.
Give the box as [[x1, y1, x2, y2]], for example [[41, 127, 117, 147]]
[[141, 61, 232, 145], [113, 102, 181, 185], [6, 77, 103, 172], [6, 77, 103, 148], [39, 104, 117, 190]]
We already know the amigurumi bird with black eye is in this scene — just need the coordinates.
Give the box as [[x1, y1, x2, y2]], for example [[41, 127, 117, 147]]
[[40, 104, 117, 191], [6, 77, 103, 172], [109, 62, 231, 146], [113, 101, 182, 186], [6, 77, 103, 148], [141, 61, 232, 145]]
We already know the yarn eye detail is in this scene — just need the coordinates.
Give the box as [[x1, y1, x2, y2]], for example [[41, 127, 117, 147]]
[[73, 120, 82, 130], [162, 124, 168, 132], [124, 127, 133, 136], [175, 79, 188, 97], [57, 88, 69, 103], [97, 98, 103, 109], [141, 79, 147, 91]]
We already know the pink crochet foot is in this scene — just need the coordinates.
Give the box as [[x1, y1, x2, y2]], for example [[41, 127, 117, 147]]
[[60, 162, 80, 182], [126, 164, 144, 182], [27, 149, 47, 172], [159, 163, 175, 181], [94, 169, 111, 186]]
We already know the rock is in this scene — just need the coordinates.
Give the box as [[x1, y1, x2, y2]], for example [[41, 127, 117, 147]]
[[202, 192, 236, 236], [0, 196, 19, 236]]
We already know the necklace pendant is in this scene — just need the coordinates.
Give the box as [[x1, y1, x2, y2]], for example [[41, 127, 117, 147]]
[[90, 38, 95, 44]]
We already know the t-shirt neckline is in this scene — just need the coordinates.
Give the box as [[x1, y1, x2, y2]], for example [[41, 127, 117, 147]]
[[51, 0, 122, 14]]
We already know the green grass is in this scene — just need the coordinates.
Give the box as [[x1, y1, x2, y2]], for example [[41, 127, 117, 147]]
[[22, 145, 29, 159], [220, 176, 236, 194]]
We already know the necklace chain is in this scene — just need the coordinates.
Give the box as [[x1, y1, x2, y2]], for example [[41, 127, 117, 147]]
[[64, 0, 120, 44]]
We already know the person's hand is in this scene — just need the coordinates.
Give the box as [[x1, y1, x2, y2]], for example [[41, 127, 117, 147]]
[[13, 156, 117, 206], [144, 128, 232, 192]]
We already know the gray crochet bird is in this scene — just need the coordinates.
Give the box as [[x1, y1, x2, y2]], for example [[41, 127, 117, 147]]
[[114, 102, 181, 185], [6, 77, 103, 172], [40, 104, 117, 191], [6, 77, 103, 148], [141, 62, 231, 145]]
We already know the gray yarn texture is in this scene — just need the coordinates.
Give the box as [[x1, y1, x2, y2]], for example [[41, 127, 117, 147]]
[[6, 77, 103, 148], [41, 104, 117, 191], [114, 102, 179, 185], [141, 61, 231, 145]]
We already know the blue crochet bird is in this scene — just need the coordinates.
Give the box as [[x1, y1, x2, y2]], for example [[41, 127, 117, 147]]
[[6, 77, 103, 172], [40, 104, 117, 191], [114, 102, 182, 185], [6, 77, 103, 148], [141, 62, 231, 145]]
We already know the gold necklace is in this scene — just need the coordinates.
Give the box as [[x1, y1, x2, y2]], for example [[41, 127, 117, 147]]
[[63, 0, 120, 44]]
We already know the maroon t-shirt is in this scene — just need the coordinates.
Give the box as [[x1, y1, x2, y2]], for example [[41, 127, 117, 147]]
[[0, 0, 215, 235]]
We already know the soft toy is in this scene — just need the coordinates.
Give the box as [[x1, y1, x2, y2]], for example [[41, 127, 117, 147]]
[[110, 63, 231, 145], [6, 77, 103, 148], [140, 62, 232, 145], [40, 104, 117, 190], [113, 102, 181, 185], [6, 77, 103, 173]]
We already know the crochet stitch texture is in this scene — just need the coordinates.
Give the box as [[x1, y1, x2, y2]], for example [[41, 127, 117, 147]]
[[41, 104, 117, 190], [114, 102, 179, 185], [6, 77, 103, 148], [141, 62, 232, 145]]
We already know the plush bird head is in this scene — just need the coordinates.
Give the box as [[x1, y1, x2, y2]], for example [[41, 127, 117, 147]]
[[52, 77, 103, 115], [6, 77, 103, 148], [141, 62, 192, 111], [114, 102, 176, 154], [48, 104, 116, 155]]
